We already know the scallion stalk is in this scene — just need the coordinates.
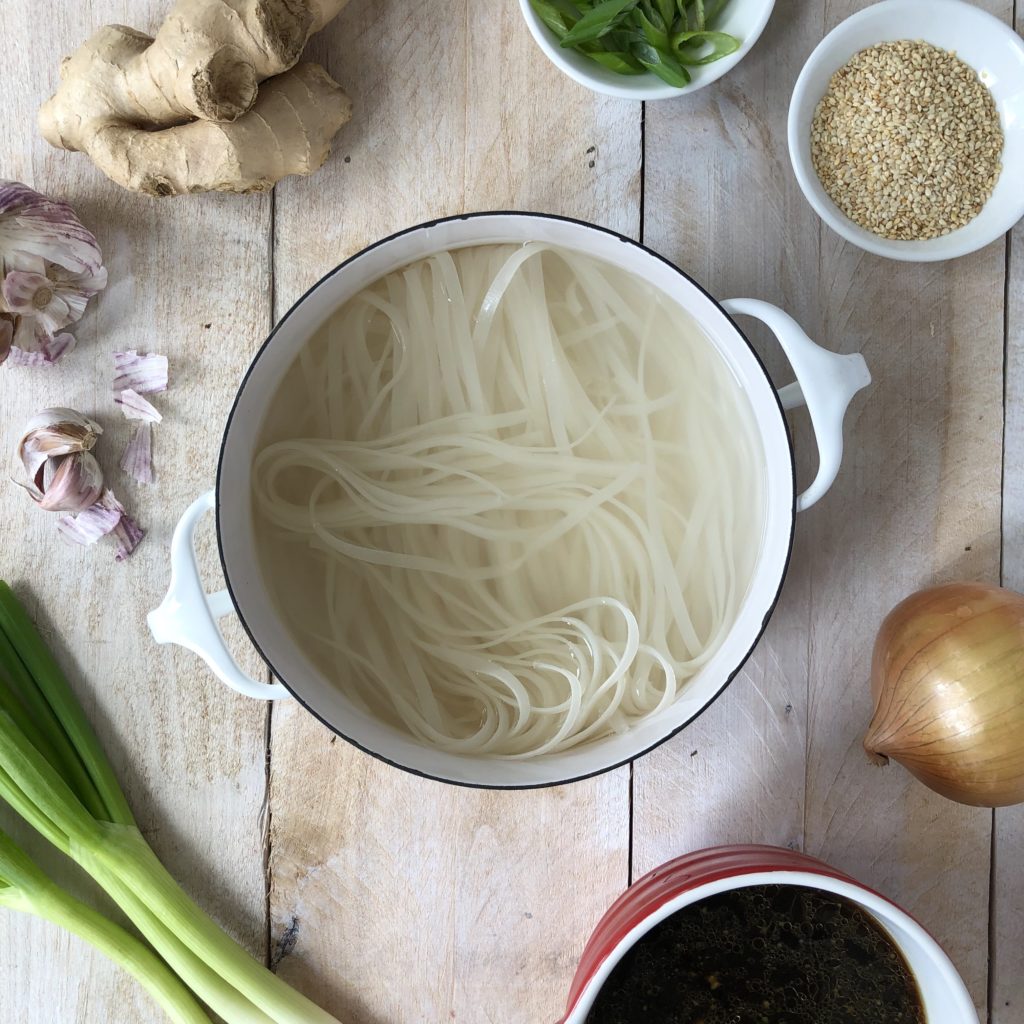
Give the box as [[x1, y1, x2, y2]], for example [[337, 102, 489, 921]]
[[0, 584, 135, 826], [85, 824, 342, 1024], [0, 582, 344, 1024], [0, 827, 210, 1024]]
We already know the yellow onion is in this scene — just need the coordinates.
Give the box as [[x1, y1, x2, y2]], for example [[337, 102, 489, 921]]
[[865, 581, 1024, 807]]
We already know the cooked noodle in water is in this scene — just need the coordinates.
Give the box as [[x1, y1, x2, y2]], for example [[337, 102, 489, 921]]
[[252, 244, 765, 758]]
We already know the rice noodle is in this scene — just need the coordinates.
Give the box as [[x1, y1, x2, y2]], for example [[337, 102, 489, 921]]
[[252, 244, 765, 758]]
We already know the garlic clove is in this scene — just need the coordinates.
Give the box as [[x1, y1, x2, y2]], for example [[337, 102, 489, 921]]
[[18, 406, 102, 481], [4, 251, 46, 275], [36, 451, 104, 513], [43, 263, 106, 327], [11, 314, 37, 350]]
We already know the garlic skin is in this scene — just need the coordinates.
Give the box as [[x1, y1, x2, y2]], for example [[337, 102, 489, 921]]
[[0, 181, 106, 366], [0, 315, 11, 365], [57, 488, 144, 561], [120, 421, 154, 485], [16, 408, 105, 513], [5, 327, 75, 367], [865, 582, 1024, 807]]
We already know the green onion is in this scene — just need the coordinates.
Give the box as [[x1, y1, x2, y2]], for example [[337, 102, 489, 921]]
[[560, 0, 639, 46], [671, 29, 740, 64], [528, 0, 740, 87], [0, 826, 210, 1024], [585, 50, 647, 74], [630, 40, 691, 87], [0, 582, 343, 1024]]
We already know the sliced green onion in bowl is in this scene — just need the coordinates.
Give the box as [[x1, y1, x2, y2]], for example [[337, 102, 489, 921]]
[[672, 29, 740, 64], [529, 0, 740, 86]]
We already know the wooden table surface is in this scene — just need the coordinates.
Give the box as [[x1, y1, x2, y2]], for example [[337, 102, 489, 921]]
[[1, 1, 1021, 1021]]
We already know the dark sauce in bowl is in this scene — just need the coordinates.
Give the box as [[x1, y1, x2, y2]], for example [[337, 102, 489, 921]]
[[585, 884, 926, 1024]]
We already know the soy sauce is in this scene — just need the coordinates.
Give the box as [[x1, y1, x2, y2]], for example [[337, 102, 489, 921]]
[[585, 884, 926, 1024]]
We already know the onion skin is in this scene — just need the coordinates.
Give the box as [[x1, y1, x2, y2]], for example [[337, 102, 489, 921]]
[[865, 582, 1024, 807]]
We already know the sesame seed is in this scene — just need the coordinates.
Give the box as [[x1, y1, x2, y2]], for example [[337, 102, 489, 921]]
[[810, 41, 1003, 241]]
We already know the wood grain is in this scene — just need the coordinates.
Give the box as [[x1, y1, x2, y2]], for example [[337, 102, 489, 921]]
[[3, 1, 1018, 1022], [994, 1, 1024, 1006], [634, 0, 822, 875], [637, 1, 1009, 1018], [267, 4, 638, 1023], [802, 7, 1009, 1015], [0, 3, 271, 1021], [803, 241, 1001, 1016]]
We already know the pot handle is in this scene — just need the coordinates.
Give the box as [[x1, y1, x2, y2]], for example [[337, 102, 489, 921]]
[[722, 299, 870, 512], [147, 490, 291, 701]]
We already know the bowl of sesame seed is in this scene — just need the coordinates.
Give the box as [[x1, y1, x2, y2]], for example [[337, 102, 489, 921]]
[[787, 0, 1024, 261]]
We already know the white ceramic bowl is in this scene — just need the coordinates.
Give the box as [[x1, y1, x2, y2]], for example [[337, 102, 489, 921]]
[[559, 845, 978, 1024], [518, 0, 775, 100], [788, 0, 1024, 262], [148, 213, 869, 788]]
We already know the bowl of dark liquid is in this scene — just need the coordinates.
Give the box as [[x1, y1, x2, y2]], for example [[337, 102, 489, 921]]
[[559, 845, 976, 1024]]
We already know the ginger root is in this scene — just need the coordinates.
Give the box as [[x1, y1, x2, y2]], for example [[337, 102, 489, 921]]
[[39, 0, 353, 196]]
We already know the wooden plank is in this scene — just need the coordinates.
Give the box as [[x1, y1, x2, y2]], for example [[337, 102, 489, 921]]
[[994, 0, 1024, 1008], [803, 242, 1001, 1019], [802, 6, 1008, 1016], [267, 3, 639, 1022], [0, 3, 271, 1021], [633, 0, 822, 873], [637, 1, 1007, 1017]]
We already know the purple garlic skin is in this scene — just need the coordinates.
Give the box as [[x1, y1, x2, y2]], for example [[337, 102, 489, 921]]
[[0, 181, 106, 366], [57, 488, 144, 561]]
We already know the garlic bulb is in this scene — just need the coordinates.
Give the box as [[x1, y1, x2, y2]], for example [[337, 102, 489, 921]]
[[865, 581, 1024, 807], [16, 408, 105, 515], [0, 181, 106, 366]]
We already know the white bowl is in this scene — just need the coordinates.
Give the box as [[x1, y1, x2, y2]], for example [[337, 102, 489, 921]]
[[518, 0, 775, 100], [560, 846, 978, 1024], [788, 0, 1024, 262]]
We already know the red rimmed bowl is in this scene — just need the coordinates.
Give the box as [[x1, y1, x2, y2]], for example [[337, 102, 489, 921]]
[[560, 844, 977, 1024]]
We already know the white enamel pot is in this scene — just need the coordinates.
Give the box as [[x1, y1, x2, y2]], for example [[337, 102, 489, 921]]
[[149, 212, 870, 789]]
